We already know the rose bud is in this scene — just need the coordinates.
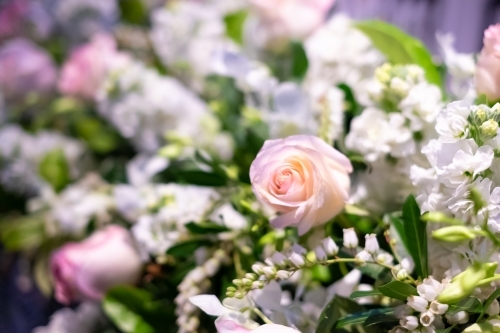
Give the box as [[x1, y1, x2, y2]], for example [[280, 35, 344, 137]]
[[51, 225, 143, 304], [475, 24, 500, 101], [250, 135, 352, 235]]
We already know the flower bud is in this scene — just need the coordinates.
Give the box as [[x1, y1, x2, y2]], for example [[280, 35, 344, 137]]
[[446, 310, 469, 324], [343, 228, 358, 248], [376, 253, 394, 265], [245, 273, 257, 281], [232, 279, 243, 286], [203, 258, 220, 277], [234, 291, 245, 299], [262, 266, 276, 278], [364, 234, 379, 254], [226, 286, 236, 292], [481, 119, 499, 139], [292, 244, 307, 255], [241, 278, 253, 286], [355, 250, 371, 263], [407, 296, 429, 312], [252, 263, 265, 275], [400, 316, 419, 330], [397, 269, 409, 281], [488, 299, 500, 316], [429, 301, 448, 315], [251, 281, 264, 289], [276, 270, 291, 280], [315, 246, 328, 261], [272, 252, 288, 266], [322, 237, 338, 256], [417, 284, 438, 302], [289, 253, 306, 268], [432, 226, 478, 242]]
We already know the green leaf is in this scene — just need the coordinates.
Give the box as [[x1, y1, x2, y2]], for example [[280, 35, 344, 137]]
[[166, 239, 213, 257], [175, 170, 227, 186], [447, 297, 483, 316], [76, 117, 119, 153], [38, 149, 71, 192], [378, 280, 418, 301], [185, 222, 230, 234], [336, 308, 394, 328], [479, 288, 500, 321], [363, 313, 399, 327], [291, 41, 309, 80], [462, 323, 495, 333], [350, 290, 382, 299], [0, 216, 45, 251], [355, 20, 441, 87], [224, 11, 248, 45], [402, 195, 428, 278], [103, 287, 156, 333], [316, 296, 363, 333], [119, 0, 146, 25]]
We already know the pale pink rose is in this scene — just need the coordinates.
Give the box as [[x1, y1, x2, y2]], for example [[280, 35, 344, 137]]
[[249, 0, 335, 42], [475, 24, 500, 101], [250, 135, 352, 235], [0, 37, 57, 101], [216, 321, 300, 333], [51, 225, 143, 305], [58, 33, 129, 100]]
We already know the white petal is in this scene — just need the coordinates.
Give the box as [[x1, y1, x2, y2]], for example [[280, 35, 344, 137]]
[[189, 295, 227, 316]]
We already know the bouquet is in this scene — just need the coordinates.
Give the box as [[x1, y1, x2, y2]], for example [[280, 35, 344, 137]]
[[1, 1, 499, 333]]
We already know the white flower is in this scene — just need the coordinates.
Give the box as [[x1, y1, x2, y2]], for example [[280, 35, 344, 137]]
[[400, 316, 419, 330], [364, 234, 379, 254], [407, 296, 429, 312], [315, 245, 328, 261], [435, 101, 470, 142], [445, 310, 469, 324], [33, 302, 107, 333], [322, 237, 338, 256], [429, 301, 448, 315], [355, 250, 372, 263], [400, 82, 442, 131], [488, 299, 500, 316], [343, 228, 358, 248], [289, 253, 306, 268], [420, 310, 435, 327]]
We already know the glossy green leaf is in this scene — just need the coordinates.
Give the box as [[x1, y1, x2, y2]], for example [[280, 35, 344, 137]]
[[38, 149, 71, 192], [402, 195, 428, 278], [316, 296, 363, 333], [336, 308, 394, 328], [166, 239, 213, 257], [291, 41, 309, 80], [350, 290, 383, 299], [355, 20, 441, 87], [363, 313, 399, 327], [447, 297, 483, 316], [175, 170, 227, 186], [378, 280, 418, 301]]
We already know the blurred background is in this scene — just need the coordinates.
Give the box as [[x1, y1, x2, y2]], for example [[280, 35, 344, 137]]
[[0, 0, 498, 332]]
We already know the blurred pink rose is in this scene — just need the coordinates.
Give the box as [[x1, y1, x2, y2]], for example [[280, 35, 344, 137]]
[[250, 135, 352, 235], [58, 34, 129, 100], [51, 225, 143, 305], [217, 322, 300, 333], [249, 0, 335, 42], [0, 37, 57, 101], [475, 24, 500, 101]]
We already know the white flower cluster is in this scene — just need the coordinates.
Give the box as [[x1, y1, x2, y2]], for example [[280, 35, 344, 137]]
[[304, 14, 385, 106], [150, 0, 237, 91], [98, 59, 233, 159], [176, 249, 230, 333], [346, 63, 442, 213], [0, 125, 87, 195], [33, 302, 107, 333], [27, 173, 114, 236]]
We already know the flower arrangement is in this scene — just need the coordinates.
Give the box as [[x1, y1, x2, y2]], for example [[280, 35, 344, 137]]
[[1, 1, 500, 333]]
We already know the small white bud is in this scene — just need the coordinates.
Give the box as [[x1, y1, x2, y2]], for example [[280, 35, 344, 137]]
[[289, 253, 306, 268], [241, 278, 253, 286], [488, 299, 500, 316], [272, 252, 288, 266], [245, 273, 256, 281], [446, 311, 469, 324], [396, 269, 409, 281], [322, 237, 338, 256], [262, 266, 276, 278], [417, 284, 438, 302], [364, 234, 379, 254], [420, 310, 435, 327], [343, 228, 358, 248], [315, 246, 328, 261], [400, 316, 419, 330], [203, 258, 220, 277], [276, 270, 291, 279], [251, 281, 264, 289], [292, 244, 307, 255], [355, 250, 371, 263], [252, 263, 265, 275], [187, 267, 206, 284], [264, 258, 274, 267], [429, 301, 448, 315], [407, 296, 428, 312], [376, 253, 393, 265]]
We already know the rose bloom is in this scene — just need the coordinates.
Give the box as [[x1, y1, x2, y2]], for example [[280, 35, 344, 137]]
[[58, 33, 130, 100], [51, 225, 143, 305], [248, 0, 335, 43], [475, 24, 500, 101], [250, 135, 352, 235], [217, 322, 300, 333], [0, 37, 57, 101]]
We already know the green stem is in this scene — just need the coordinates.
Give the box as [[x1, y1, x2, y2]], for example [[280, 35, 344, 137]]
[[253, 308, 273, 324]]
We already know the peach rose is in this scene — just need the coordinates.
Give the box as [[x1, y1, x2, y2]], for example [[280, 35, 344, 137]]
[[51, 225, 143, 304], [250, 135, 352, 235], [475, 24, 500, 101]]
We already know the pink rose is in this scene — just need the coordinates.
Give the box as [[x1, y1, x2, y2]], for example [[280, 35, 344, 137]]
[[249, 0, 335, 43], [0, 37, 57, 101], [217, 321, 300, 333], [475, 24, 500, 101], [51, 225, 143, 305], [58, 34, 129, 100], [250, 135, 352, 235]]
